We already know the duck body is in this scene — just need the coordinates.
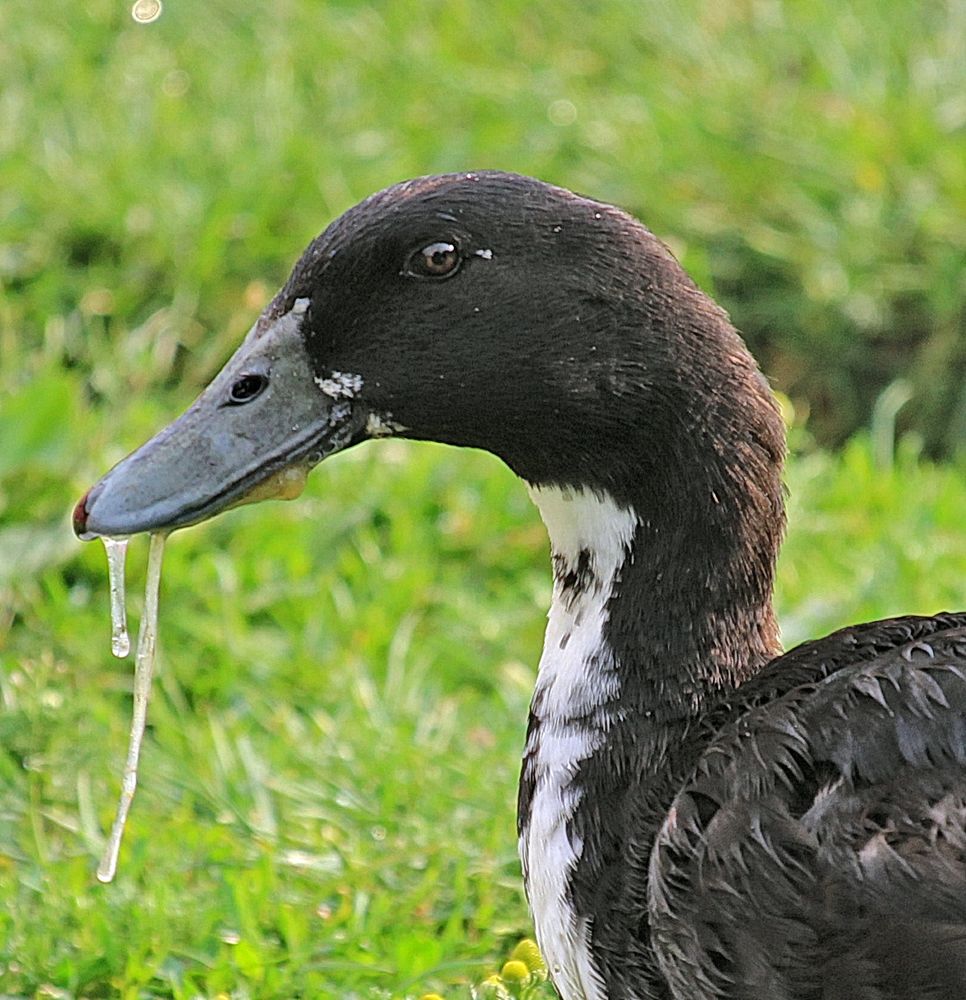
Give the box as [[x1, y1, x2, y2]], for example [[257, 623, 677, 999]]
[[648, 614, 966, 1000], [73, 172, 966, 999], [541, 606, 966, 999]]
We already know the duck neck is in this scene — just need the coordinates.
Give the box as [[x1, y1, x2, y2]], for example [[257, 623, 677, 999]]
[[518, 444, 784, 997]]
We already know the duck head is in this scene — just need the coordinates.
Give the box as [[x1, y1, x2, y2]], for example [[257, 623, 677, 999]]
[[74, 171, 783, 540]]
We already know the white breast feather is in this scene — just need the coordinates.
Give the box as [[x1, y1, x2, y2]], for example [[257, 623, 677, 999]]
[[522, 485, 638, 1000]]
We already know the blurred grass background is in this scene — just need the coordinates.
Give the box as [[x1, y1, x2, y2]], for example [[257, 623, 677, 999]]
[[0, 0, 964, 996]]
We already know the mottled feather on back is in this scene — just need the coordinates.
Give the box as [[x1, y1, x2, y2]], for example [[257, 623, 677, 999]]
[[648, 614, 966, 1000]]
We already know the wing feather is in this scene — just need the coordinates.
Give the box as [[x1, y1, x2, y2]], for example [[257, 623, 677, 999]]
[[648, 616, 966, 1000]]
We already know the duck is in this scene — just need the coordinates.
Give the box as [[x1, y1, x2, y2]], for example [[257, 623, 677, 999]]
[[73, 171, 966, 1000]]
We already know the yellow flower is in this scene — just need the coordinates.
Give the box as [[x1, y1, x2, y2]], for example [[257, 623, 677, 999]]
[[500, 959, 530, 983], [510, 938, 547, 976]]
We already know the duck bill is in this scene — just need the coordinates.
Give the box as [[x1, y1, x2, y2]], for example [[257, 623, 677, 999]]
[[73, 299, 363, 540]]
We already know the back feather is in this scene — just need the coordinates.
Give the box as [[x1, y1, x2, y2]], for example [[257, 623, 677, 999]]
[[648, 614, 966, 1000]]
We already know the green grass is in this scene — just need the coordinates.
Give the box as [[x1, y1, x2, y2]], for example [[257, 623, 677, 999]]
[[2, 0, 964, 450], [2, 1, 965, 996]]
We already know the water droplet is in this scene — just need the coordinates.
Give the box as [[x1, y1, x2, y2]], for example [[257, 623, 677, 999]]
[[131, 0, 162, 23], [97, 532, 167, 883], [104, 538, 130, 658]]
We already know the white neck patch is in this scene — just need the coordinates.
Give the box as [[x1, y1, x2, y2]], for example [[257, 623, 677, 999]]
[[521, 485, 638, 1000]]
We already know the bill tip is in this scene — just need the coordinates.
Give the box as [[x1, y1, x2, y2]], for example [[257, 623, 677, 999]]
[[73, 490, 91, 538]]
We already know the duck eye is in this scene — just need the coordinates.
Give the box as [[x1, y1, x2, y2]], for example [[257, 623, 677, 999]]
[[407, 241, 461, 279], [227, 373, 268, 405]]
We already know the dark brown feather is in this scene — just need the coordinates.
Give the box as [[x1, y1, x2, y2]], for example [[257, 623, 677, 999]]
[[649, 618, 966, 1000]]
